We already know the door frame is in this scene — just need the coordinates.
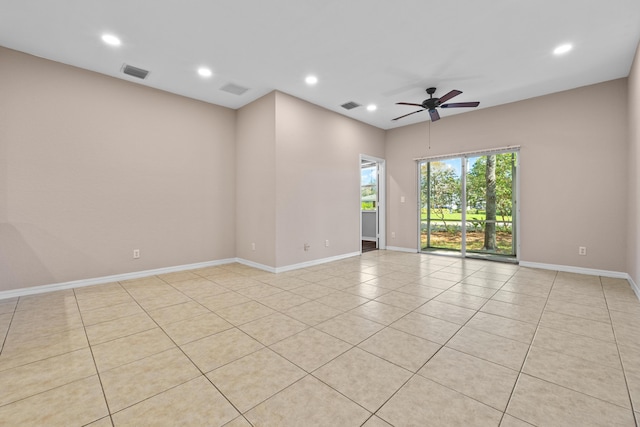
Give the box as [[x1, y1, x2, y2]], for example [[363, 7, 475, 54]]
[[360, 155, 386, 252]]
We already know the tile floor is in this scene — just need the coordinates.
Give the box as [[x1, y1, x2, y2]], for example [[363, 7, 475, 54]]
[[0, 251, 639, 426]]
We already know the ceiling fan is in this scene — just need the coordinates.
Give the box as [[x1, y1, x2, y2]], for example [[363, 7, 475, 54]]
[[392, 87, 479, 122]]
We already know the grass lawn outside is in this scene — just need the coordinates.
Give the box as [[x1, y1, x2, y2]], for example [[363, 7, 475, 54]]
[[421, 230, 514, 254], [421, 210, 512, 222], [420, 209, 515, 254]]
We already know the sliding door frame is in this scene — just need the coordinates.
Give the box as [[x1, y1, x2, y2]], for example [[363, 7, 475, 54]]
[[416, 146, 520, 261]]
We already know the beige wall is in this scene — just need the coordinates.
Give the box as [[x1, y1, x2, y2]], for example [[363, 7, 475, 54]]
[[235, 92, 277, 266], [385, 79, 629, 272], [0, 47, 237, 291], [274, 92, 385, 267], [628, 41, 640, 286], [1, 44, 637, 293]]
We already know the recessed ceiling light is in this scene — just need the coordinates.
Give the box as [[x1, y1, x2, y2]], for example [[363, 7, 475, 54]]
[[197, 67, 213, 78], [305, 75, 318, 85], [101, 34, 121, 46], [553, 43, 573, 55], [366, 104, 377, 112]]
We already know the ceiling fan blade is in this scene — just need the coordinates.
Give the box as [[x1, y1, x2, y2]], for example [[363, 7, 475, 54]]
[[396, 102, 424, 107], [437, 90, 462, 104], [441, 101, 480, 108], [429, 109, 440, 121], [392, 109, 425, 121]]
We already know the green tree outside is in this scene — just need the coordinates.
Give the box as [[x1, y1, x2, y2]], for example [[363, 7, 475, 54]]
[[466, 153, 515, 232], [421, 152, 516, 255], [421, 161, 461, 232]]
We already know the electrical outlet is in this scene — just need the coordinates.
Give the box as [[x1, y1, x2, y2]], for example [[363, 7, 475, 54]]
[[133, 249, 140, 259], [304, 243, 310, 251], [578, 246, 587, 256], [325, 240, 329, 247], [251, 242, 256, 251], [391, 231, 396, 239]]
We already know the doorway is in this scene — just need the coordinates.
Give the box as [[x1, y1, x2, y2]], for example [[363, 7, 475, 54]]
[[360, 155, 386, 253], [419, 149, 518, 262]]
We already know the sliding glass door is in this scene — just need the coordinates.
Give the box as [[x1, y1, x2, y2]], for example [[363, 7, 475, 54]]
[[419, 150, 518, 261], [420, 158, 463, 252]]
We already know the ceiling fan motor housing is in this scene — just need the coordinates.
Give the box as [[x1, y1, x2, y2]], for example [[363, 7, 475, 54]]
[[423, 87, 440, 109], [423, 99, 439, 109]]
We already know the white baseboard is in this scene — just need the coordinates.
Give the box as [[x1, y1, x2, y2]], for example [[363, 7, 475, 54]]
[[518, 261, 628, 279], [4, 255, 637, 303], [386, 246, 418, 253], [273, 251, 361, 273], [519, 260, 640, 302], [0, 252, 365, 300], [234, 252, 363, 274], [627, 274, 640, 300], [235, 258, 276, 274], [0, 258, 236, 300]]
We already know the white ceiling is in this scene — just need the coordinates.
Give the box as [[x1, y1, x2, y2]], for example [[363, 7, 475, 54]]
[[1, 1, 639, 130]]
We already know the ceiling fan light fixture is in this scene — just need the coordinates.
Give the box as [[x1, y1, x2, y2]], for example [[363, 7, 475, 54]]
[[553, 43, 573, 55]]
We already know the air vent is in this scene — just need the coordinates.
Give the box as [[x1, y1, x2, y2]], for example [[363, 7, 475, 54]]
[[121, 64, 149, 80], [341, 101, 361, 110], [220, 83, 249, 96]]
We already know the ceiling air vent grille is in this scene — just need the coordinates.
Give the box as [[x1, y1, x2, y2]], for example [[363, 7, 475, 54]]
[[220, 83, 249, 96], [122, 64, 149, 80], [341, 101, 361, 110]]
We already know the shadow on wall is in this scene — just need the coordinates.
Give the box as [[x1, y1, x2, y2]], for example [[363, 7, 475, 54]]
[[0, 223, 55, 292]]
